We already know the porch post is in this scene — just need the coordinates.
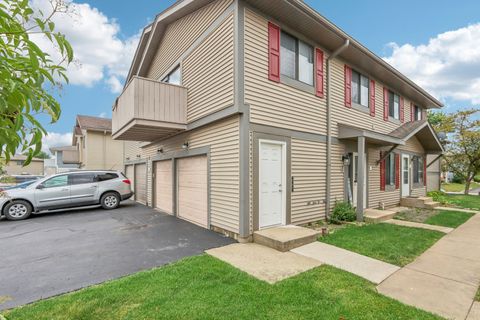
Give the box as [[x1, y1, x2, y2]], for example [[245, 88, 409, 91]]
[[356, 137, 366, 221]]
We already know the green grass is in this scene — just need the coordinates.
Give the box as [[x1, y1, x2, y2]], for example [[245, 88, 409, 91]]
[[3, 255, 441, 320], [441, 182, 480, 193], [443, 194, 480, 210], [319, 224, 444, 267], [476, 287, 480, 302], [424, 210, 474, 228]]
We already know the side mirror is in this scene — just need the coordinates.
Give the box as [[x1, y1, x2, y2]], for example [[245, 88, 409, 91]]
[[36, 184, 45, 190]]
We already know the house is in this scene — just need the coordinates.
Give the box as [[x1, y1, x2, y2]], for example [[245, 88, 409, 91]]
[[2, 155, 44, 176], [49, 146, 81, 173], [51, 115, 125, 173], [112, 0, 444, 241]]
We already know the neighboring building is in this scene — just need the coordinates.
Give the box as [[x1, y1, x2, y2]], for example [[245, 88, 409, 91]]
[[112, 0, 444, 241], [426, 155, 442, 192], [49, 146, 81, 173], [3, 155, 44, 176], [52, 115, 125, 173]]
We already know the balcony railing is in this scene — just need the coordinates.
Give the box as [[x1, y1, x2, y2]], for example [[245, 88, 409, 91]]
[[112, 76, 187, 141]]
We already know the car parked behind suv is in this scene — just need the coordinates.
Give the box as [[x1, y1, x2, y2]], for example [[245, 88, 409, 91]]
[[0, 171, 133, 221]]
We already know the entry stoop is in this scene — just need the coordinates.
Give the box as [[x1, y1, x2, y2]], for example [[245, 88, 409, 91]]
[[400, 196, 440, 209], [253, 225, 320, 252], [364, 208, 397, 223]]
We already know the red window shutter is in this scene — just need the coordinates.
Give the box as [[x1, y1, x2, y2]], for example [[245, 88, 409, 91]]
[[423, 157, 427, 186], [344, 65, 352, 108], [410, 102, 414, 122], [370, 80, 376, 117], [380, 152, 386, 191], [395, 154, 400, 189], [315, 48, 324, 97], [383, 88, 389, 121], [268, 22, 280, 82], [400, 97, 404, 123]]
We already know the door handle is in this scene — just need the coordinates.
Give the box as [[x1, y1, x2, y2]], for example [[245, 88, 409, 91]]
[[61, 188, 69, 191], [90, 186, 97, 188], [278, 184, 283, 192]]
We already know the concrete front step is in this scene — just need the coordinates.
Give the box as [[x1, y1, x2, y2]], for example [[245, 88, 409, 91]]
[[400, 196, 440, 209], [253, 225, 320, 252], [364, 208, 397, 223]]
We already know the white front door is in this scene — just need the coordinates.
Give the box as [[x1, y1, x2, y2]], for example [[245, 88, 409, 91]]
[[402, 154, 410, 197], [352, 153, 367, 209], [259, 140, 286, 229]]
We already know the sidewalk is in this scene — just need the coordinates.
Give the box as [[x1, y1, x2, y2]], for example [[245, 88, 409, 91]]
[[377, 213, 480, 319]]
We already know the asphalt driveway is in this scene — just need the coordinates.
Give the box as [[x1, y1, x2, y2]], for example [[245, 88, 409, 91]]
[[0, 201, 234, 310]]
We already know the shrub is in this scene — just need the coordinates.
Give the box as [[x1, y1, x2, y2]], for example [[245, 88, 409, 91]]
[[427, 191, 448, 204], [474, 174, 480, 183], [451, 174, 465, 184], [330, 201, 356, 224]]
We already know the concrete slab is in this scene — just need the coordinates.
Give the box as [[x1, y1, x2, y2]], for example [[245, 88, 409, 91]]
[[468, 302, 480, 320], [435, 206, 480, 214], [364, 208, 396, 223], [428, 238, 480, 262], [206, 243, 322, 284], [389, 206, 410, 213], [291, 242, 400, 284], [253, 225, 319, 252], [378, 268, 477, 319], [384, 219, 454, 233]]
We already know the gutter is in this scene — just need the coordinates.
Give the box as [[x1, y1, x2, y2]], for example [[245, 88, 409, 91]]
[[325, 39, 349, 220]]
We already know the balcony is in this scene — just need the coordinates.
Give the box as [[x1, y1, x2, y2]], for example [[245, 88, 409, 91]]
[[62, 148, 80, 164], [112, 76, 187, 141]]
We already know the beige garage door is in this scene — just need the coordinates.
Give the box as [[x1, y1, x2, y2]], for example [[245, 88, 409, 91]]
[[177, 155, 208, 228], [154, 160, 173, 214], [125, 165, 135, 201], [134, 163, 147, 205]]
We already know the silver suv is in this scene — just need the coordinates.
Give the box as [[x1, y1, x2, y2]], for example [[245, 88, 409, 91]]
[[0, 171, 133, 221]]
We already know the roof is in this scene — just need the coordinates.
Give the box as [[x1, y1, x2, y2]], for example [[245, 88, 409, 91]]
[[76, 115, 112, 132], [49, 146, 77, 153], [9, 155, 44, 162], [74, 126, 82, 136], [127, 0, 443, 109]]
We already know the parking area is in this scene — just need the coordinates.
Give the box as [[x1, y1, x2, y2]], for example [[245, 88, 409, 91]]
[[0, 201, 234, 310]]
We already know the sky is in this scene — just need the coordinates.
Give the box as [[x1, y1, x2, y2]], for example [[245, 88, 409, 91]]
[[31, 0, 480, 153]]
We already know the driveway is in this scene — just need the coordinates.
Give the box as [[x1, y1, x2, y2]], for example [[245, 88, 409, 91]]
[[0, 201, 234, 310]]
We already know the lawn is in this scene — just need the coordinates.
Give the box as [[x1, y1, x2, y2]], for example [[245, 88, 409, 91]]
[[443, 194, 480, 210], [477, 287, 480, 302], [2, 255, 441, 320], [395, 209, 474, 228], [319, 224, 444, 266], [441, 182, 480, 193]]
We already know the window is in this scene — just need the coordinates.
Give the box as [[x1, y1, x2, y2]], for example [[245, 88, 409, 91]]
[[162, 66, 181, 85], [414, 105, 422, 121], [385, 154, 396, 186], [280, 31, 314, 85], [413, 156, 424, 184], [95, 173, 118, 182], [42, 175, 68, 188], [69, 173, 95, 185], [389, 91, 400, 119], [351, 70, 369, 107], [16, 160, 24, 166]]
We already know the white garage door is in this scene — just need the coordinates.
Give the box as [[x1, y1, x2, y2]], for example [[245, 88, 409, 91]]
[[177, 155, 208, 228], [125, 165, 135, 201], [154, 160, 173, 214], [134, 163, 147, 205]]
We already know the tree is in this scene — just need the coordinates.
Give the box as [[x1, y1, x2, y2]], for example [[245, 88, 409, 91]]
[[0, 0, 73, 166], [431, 109, 480, 194], [24, 150, 50, 159]]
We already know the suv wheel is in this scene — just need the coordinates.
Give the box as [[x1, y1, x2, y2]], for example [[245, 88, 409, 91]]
[[4, 200, 32, 221], [101, 192, 120, 210]]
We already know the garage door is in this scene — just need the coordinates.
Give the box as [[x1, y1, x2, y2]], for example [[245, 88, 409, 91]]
[[154, 160, 173, 214], [134, 163, 147, 205], [177, 155, 208, 228], [125, 165, 135, 201]]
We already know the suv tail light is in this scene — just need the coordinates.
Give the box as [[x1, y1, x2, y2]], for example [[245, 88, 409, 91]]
[[122, 179, 131, 185]]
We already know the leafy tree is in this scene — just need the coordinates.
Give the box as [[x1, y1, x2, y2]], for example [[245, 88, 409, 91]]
[[24, 150, 50, 159], [0, 0, 73, 165], [431, 109, 480, 194]]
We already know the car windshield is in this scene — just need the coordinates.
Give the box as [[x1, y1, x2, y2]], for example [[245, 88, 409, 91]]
[[4, 180, 36, 190]]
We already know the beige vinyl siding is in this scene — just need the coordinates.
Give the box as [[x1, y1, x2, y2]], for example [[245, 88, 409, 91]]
[[368, 146, 401, 208], [398, 136, 425, 154], [142, 116, 240, 233], [5, 160, 44, 176], [244, 9, 327, 135], [124, 141, 143, 161], [183, 13, 234, 122], [84, 131, 124, 171], [146, 0, 232, 80], [411, 187, 427, 197]]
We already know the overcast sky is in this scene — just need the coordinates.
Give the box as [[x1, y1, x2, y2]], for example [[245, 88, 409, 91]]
[[31, 0, 480, 153]]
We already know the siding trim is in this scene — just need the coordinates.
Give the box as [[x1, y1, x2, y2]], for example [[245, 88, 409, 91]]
[[250, 123, 341, 144]]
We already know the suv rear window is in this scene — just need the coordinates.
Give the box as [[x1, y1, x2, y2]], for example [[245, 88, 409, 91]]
[[95, 173, 118, 182]]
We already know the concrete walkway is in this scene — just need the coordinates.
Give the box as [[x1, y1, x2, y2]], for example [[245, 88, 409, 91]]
[[468, 302, 480, 320], [378, 213, 480, 320], [435, 206, 480, 214], [384, 219, 454, 233], [206, 243, 321, 284], [291, 242, 400, 284]]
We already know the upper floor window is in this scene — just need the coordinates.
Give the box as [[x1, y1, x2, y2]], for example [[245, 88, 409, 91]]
[[388, 91, 400, 120], [162, 66, 181, 85], [280, 31, 314, 86], [414, 105, 422, 121], [385, 153, 396, 186], [351, 70, 369, 107]]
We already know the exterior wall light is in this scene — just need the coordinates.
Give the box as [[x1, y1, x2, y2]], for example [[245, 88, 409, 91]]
[[182, 142, 189, 150], [342, 155, 351, 166], [157, 148, 164, 153]]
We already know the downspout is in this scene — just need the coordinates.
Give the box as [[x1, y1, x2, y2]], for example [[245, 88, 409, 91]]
[[325, 39, 350, 220]]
